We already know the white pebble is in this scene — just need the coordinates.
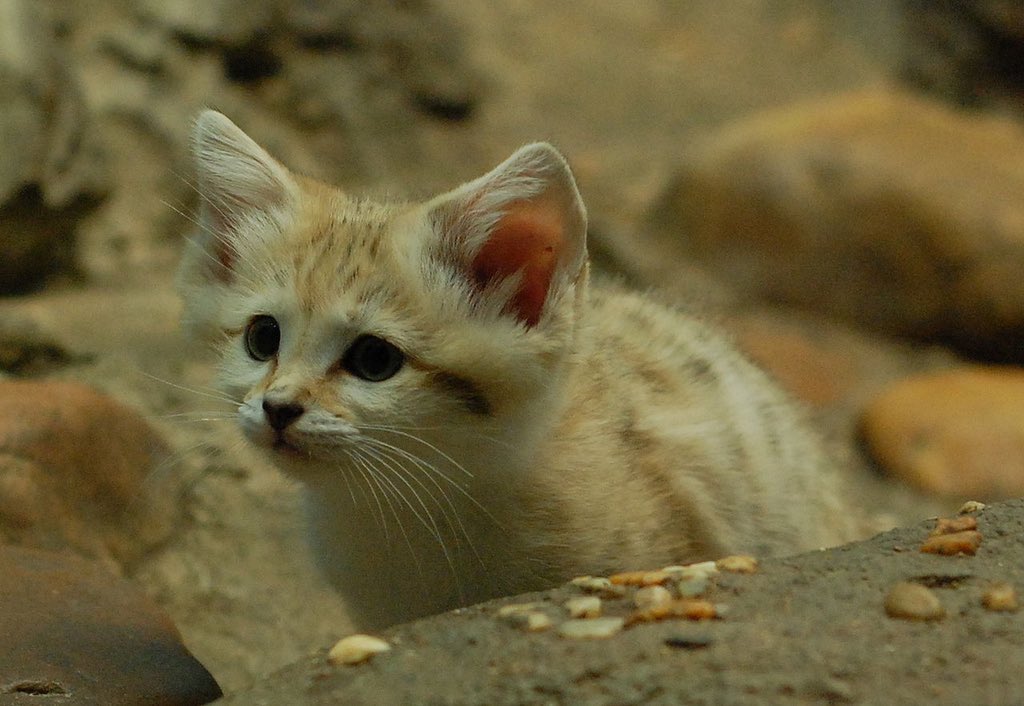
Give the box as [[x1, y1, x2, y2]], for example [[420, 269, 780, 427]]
[[958, 500, 987, 515], [496, 602, 542, 618], [634, 585, 673, 610], [675, 561, 720, 582], [564, 595, 602, 618], [497, 603, 553, 631], [557, 616, 625, 640], [570, 576, 626, 598], [327, 634, 391, 666]]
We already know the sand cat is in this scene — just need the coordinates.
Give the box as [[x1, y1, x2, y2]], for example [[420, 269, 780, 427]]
[[177, 110, 853, 630]]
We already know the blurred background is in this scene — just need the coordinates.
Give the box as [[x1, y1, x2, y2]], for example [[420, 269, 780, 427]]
[[2, 0, 1024, 692]]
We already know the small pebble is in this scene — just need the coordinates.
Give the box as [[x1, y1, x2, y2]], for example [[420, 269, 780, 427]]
[[564, 596, 602, 619], [929, 516, 978, 536], [674, 561, 719, 582], [678, 575, 710, 598], [496, 603, 541, 618], [958, 500, 986, 515], [884, 582, 945, 621], [327, 634, 391, 666], [570, 576, 627, 598], [982, 583, 1019, 612], [626, 599, 718, 626], [634, 585, 673, 610], [716, 555, 759, 573], [497, 604, 553, 631], [920, 530, 983, 556], [557, 616, 625, 640], [609, 569, 670, 586], [517, 612, 554, 632]]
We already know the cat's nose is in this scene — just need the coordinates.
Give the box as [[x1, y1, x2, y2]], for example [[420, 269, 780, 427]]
[[263, 399, 305, 430]]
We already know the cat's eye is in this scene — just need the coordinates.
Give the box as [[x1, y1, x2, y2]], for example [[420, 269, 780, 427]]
[[342, 335, 404, 382], [244, 315, 281, 361]]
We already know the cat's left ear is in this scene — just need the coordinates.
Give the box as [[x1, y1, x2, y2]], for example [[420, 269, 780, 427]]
[[428, 143, 587, 327], [188, 110, 298, 282]]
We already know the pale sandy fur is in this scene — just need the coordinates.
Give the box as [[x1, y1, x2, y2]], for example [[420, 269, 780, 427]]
[[178, 111, 858, 630]]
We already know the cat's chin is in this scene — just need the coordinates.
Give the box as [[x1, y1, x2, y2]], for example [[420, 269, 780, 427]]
[[254, 439, 340, 481]]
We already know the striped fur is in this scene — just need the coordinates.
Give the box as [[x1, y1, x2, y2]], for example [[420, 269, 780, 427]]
[[177, 111, 856, 630]]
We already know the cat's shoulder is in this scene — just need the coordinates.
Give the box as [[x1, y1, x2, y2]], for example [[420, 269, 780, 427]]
[[585, 278, 727, 346]]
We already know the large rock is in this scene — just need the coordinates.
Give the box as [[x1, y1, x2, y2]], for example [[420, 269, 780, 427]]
[[0, 0, 105, 293], [216, 500, 1024, 706], [647, 89, 1024, 362], [0, 544, 221, 705], [862, 366, 1024, 499], [0, 379, 177, 570]]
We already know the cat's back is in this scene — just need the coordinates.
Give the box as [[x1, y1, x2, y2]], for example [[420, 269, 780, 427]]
[[533, 282, 854, 572]]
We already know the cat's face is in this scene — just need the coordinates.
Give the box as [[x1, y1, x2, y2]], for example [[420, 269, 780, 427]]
[[177, 112, 588, 477]]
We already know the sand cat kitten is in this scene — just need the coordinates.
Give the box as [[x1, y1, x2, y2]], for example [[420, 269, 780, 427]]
[[177, 110, 853, 630]]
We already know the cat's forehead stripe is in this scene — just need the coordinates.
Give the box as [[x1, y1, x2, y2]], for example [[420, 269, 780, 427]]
[[286, 199, 396, 313]]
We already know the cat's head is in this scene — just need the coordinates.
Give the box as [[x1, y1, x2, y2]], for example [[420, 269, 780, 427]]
[[177, 111, 588, 474]]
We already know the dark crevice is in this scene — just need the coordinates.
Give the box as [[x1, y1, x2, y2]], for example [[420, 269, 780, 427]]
[[412, 92, 476, 122], [4, 680, 68, 695], [222, 36, 283, 84], [0, 184, 98, 294]]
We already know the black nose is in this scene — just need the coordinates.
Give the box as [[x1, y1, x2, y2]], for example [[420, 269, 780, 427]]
[[263, 399, 305, 430]]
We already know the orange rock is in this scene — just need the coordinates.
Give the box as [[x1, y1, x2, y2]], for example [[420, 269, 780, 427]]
[[609, 569, 670, 586], [732, 320, 853, 407], [0, 379, 177, 568], [861, 367, 1024, 499], [625, 599, 718, 626], [929, 516, 978, 537], [920, 530, 983, 556], [0, 544, 221, 704]]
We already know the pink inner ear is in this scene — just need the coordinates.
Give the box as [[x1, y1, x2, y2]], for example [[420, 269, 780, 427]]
[[471, 201, 564, 327]]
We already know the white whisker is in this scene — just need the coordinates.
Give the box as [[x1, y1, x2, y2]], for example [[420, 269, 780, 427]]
[[357, 426, 474, 479], [138, 370, 241, 406]]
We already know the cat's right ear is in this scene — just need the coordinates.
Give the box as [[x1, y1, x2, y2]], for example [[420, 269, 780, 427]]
[[188, 110, 297, 282]]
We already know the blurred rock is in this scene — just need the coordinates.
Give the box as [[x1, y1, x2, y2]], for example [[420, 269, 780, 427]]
[[0, 0, 44, 195], [0, 315, 76, 375], [648, 89, 1024, 362], [861, 366, 1024, 498], [19, 0, 482, 287], [136, 0, 273, 46], [0, 380, 177, 570], [730, 314, 859, 409], [0, 1, 106, 292], [281, 0, 480, 122], [0, 544, 221, 705], [901, 0, 1024, 113]]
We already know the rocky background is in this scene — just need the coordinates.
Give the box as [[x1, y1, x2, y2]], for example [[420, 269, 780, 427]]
[[2, 0, 1024, 703]]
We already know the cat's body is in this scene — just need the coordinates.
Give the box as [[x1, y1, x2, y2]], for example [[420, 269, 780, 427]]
[[178, 111, 855, 630]]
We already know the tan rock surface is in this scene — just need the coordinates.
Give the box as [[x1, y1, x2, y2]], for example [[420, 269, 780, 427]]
[[648, 88, 1024, 362], [862, 366, 1024, 499], [217, 500, 1024, 706]]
